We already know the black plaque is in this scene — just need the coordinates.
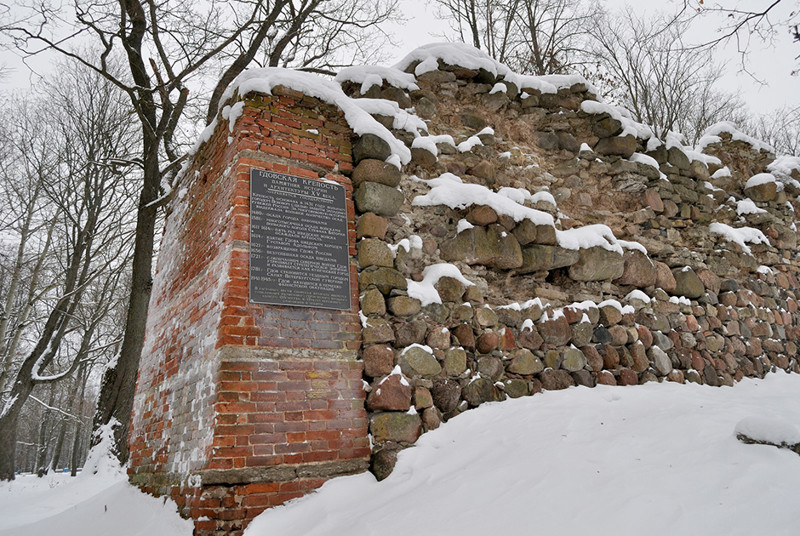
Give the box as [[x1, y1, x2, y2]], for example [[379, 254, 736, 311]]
[[249, 169, 351, 310]]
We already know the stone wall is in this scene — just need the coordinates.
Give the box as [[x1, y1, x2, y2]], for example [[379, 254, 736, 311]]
[[129, 44, 800, 532], [334, 51, 800, 479]]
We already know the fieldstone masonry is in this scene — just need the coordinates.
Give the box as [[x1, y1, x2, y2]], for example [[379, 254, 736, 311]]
[[130, 45, 800, 534]]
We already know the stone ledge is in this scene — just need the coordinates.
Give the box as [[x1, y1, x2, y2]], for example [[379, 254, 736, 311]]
[[130, 458, 369, 489], [216, 345, 358, 362]]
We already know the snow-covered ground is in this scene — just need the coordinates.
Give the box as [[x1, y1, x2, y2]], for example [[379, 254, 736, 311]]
[[3, 373, 800, 536]]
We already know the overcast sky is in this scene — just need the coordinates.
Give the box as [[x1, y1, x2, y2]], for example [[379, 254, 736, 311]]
[[383, 0, 800, 116], [2, 0, 797, 118]]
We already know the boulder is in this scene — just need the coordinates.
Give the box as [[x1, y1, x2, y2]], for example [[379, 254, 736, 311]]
[[399, 345, 442, 378], [506, 348, 544, 375], [355, 182, 404, 216], [360, 288, 386, 316], [476, 331, 499, 354], [474, 307, 498, 327], [562, 347, 588, 372], [615, 250, 657, 288], [394, 320, 427, 347], [654, 261, 677, 293], [466, 205, 498, 226], [440, 225, 523, 269], [367, 374, 412, 411], [442, 348, 468, 376], [744, 181, 777, 203], [431, 378, 462, 413], [520, 245, 579, 273], [591, 115, 623, 138], [353, 134, 391, 164], [435, 276, 466, 302], [594, 135, 637, 158], [411, 147, 438, 169], [358, 238, 394, 268], [388, 296, 422, 317], [569, 246, 624, 281], [359, 266, 407, 294], [362, 318, 395, 345], [539, 369, 575, 390], [357, 212, 388, 239], [648, 346, 672, 376], [538, 315, 571, 346], [370, 446, 399, 481], [362, 344, 394, 377], [352, 158, 401, 187], [463, 377, 504, 407], [672, 267, 705, 299], [667, 146, 690, 170], [504, 379, 529, 398], [369, 412, 422, 444]]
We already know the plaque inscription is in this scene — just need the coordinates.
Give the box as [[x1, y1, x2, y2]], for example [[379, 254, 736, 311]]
[[249, 169, 351, 310]]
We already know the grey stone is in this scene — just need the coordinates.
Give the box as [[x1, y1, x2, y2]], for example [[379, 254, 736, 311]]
[[440, 225, 523, 269], [371, 447, 399, 481], [431, 378, 462, 413], [594, 135, 637, 158], [357, 238, 393, 268], [506, 348, 544, 375], [672, 267, 705, 299], [648, 346, 672, 376], [359, 266, 407, 294], [569, 246, 625, 281], [463, 377, 504, 407], [504, 379, 529, 398], [667, 147, 690, 170], [591, 115, 623, 138], [355, 182, 404, 216], [353, 134, 392, 164], [399, 345, 442, 377], [562, 347, 588, 372], [443, 348, 468, 376], [352, 159, 401, 187], [520, 245, 580, 273]]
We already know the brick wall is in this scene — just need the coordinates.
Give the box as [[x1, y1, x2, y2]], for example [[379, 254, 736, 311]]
[[129, 88, 369, 535]]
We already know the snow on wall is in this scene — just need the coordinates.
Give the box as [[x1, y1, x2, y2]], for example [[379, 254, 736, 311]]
[[132, 41, 800, 535]]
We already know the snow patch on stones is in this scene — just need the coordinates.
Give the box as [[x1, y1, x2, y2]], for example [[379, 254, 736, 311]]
[[406, 263, 475, 306], [709, 222, 771, 255], [335, 65, 420, 94], [216, 67, 413, 164]]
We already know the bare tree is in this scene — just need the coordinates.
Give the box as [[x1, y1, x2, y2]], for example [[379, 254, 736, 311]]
[[434, 0, 596, 75], [0, 65, 137, 481], [747, 105, 800, 156], [678, 1, 800, 75], [588, 8, 744, 143], [4, 0, 398, 468]]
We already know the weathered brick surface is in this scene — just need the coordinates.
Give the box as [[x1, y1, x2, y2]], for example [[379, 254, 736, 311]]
[[129, 90, 368, 535]]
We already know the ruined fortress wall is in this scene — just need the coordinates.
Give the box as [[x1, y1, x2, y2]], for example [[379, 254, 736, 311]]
[[130, 45, 800, 534], [129, 89, 369, 536]]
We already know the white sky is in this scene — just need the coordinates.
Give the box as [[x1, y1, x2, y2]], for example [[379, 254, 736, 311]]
[[383, 0, 800, 115], [1, 0, 797, 117]]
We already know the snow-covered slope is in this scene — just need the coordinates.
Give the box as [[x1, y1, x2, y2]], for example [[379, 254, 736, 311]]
[[3, 373, 799, 535], [245, 373, 800, 536], [0, 469, 192, 536]]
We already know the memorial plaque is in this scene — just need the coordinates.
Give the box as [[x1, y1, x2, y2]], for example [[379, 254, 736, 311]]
[[249, 169, 351, 310]]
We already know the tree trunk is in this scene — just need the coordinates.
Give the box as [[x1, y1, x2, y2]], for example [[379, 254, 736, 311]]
[[49, 420, 67, 472], [70, 421, 83, 476], [93, 145, 159, 463], [0, 391, 28, 479]]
